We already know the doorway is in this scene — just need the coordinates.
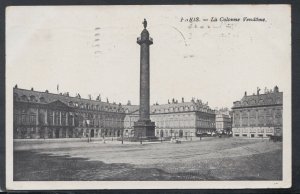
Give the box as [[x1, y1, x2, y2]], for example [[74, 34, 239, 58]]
[[179, 130, 183, 138], [160, 130, 164, 137]]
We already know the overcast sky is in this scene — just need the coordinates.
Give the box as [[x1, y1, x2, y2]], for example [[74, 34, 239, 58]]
[[6, 5, 291, 109]]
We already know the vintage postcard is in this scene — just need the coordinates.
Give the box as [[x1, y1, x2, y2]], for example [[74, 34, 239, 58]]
[[5, 4, 291, 190]]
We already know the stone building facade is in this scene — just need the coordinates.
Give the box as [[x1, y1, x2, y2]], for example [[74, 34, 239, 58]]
[[13, 87, 125, 139], [124, 99, 216, 139], [13, 87, 216, 139], [231, 86, 283, 138], [215, 109, 232, 134]]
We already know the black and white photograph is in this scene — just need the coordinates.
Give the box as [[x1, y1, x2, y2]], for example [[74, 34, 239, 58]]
[[5, 5, 291, 189]]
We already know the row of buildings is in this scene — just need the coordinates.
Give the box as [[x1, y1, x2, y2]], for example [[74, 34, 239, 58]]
[[12, 85, 282, 139]]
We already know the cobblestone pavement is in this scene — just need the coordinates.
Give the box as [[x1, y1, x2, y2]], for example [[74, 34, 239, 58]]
[[14, 137, 282, 181]]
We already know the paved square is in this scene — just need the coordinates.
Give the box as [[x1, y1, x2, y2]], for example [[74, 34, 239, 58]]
[[14, 137, 282, 181]]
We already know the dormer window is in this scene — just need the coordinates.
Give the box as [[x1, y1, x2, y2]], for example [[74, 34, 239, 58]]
[[30, 95, 36, 102], [243, 101, 248, 106], [40, 97, 46, 103], [21, 95, 27, 101]]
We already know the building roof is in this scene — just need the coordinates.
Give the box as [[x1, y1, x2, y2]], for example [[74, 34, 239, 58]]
[[123, 105, 139, 114], [13, 87, 215, 114], [13, 88, 124, 113], [232, 89, 283, 109], [123, 101, 215, 115]]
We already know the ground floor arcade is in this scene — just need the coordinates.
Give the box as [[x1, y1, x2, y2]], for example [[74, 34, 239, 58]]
[[14, 126, 124, 139]]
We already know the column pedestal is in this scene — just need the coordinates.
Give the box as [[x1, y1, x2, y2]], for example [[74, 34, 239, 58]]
[[133, 120, 155, 138]]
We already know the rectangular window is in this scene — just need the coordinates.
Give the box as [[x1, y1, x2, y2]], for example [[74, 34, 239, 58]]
[[21, 114, 26, 124], [257, 128, 264, 133], [235, 134, 240, 137], [29, 115, 36, 125]]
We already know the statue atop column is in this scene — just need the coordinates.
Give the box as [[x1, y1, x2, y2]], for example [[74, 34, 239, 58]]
[[143, 19, 147, 29]]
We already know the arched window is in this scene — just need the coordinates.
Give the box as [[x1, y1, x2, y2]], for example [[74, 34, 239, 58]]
[[234, 112, 240, 127], [242, 111, 248, 127], [249, 110, 256, 126], [274, 110, 282, 125], [258, 109, 265, 126], [29, 111, 36, 125], [266, 109, 273, 126]]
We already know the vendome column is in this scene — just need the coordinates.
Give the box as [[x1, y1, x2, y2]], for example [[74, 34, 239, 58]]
[[133, 19, 155, 138]]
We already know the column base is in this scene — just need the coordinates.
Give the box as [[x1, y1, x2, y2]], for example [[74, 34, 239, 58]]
[[133, 120, 155, 138]]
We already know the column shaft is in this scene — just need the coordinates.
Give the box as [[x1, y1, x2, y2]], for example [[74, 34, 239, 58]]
[[140, 43, 150, 121]]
